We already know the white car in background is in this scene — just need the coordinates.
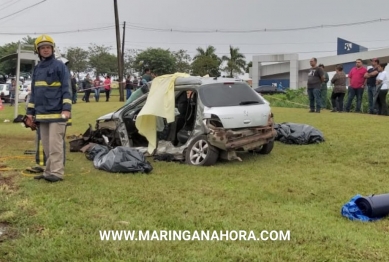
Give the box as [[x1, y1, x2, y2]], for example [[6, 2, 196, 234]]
[[0, 83, 29, 103]]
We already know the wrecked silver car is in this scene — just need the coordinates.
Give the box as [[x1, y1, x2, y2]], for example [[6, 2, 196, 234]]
[[91, 76, 276, 166]]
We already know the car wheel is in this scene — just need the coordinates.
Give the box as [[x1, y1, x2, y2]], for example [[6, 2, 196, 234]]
[[256, 140, 274, 154], [185, 135, 219, 166]]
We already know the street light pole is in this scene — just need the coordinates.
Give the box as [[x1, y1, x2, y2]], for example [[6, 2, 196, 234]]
[[113, 0, 124, 101]]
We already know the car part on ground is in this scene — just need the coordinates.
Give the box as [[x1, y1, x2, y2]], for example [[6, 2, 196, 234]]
[[274, 122, 325, 144]]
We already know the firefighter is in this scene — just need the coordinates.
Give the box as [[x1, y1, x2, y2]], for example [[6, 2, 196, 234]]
[[26, 34, 72, 182], [32, 58, 72, 173]]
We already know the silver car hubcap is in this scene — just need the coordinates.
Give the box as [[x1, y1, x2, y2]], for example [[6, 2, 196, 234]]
[[189, 140, 209, 165]]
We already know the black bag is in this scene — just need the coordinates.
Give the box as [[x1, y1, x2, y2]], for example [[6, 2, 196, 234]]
[[85, 145, 153, 174]]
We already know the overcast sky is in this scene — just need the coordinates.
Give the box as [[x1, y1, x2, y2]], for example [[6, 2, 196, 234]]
[[1, 0, 389, 62]]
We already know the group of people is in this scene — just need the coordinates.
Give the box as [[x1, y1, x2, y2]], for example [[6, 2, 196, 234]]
[[68, 68, 155, 104], [73, 74, 112, 103], [308, 58, 388, 115], [124, 68, 155, 100]]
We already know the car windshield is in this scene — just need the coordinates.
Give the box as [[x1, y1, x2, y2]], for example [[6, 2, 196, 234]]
[[199, 83, 265, 107], [0, 84, 9, 91]]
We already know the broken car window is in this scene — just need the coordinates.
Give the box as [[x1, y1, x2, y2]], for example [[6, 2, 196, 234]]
[[199, 83, 265, 107]]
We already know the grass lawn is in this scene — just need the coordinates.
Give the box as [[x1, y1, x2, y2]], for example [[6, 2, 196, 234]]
[[1, 97, 389, 261]]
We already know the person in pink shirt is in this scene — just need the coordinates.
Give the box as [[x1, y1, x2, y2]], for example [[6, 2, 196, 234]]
[[345, 59, 367, 112], [103, 75, 111, 102]]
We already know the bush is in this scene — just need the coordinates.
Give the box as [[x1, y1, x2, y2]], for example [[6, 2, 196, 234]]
[[264, 87, 387, 113], [263, 88, 308, 108]]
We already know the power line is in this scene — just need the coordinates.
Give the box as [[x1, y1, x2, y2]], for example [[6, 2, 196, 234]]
[[0, 0, 23, 10], [0, 25, 115, 35], [123, 38, 389, 47], [1, 22, 114, 28], [125, 18, 389, 33], [0, 0, 47, 21], [0, 0, 14, 8], [42, 36, 389, 51], [56, 44, 389, 56]]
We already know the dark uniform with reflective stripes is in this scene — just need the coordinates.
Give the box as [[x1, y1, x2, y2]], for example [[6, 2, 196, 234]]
[[27, 54, 71, 179], [34, 59, 72, 167]]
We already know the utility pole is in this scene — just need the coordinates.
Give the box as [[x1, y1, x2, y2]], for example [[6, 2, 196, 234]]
[[113, 0, 124, 101], [122, 21, 126, 79]]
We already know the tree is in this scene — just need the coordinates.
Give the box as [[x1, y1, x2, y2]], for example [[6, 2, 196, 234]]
[[88, 44, 118, 76], [246, 61, 252, 73], [173, 49, 191, 73], [191, 46, 221, 77], [193, 45, 219, 61], [65, 47, 89, 77], [21, 35, 36, 46], [123, 48, 142, 76], [133, 48, 176, 76], [0, 42, 18, 74], [222, 45, 246, 77]]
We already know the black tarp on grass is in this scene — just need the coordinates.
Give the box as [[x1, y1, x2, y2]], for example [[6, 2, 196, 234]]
[[274, 122, 325, 145], [85, 144, 153, 174]]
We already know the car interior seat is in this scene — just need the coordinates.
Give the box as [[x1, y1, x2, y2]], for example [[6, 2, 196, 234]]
[[166, 91, 189, 145], [176, 92, 196, 145]]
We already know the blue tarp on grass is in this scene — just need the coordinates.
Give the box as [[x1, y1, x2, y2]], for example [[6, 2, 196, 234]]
[[341, 194, 382, 222]]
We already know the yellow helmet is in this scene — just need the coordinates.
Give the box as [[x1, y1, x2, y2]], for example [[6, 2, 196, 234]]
[[34, 34, 55, 53]]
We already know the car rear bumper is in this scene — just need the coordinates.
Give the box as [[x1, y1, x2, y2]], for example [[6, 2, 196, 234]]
[[207, 114, 276, 151]]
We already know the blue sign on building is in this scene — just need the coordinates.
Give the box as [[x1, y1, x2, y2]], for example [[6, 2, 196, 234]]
[[337, 38, 368, 74]]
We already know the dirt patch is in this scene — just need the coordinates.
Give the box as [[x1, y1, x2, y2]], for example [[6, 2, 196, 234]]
[[0, 222, 17, 242], [0, 173, 18, 191]]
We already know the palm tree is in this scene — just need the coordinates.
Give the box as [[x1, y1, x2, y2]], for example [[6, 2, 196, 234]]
[[22, 36, 36, 45], [192, 45, 221, 77], [222, 45, 246, 77], [246, 61, 252, 73], [193, 45, 220, 62]]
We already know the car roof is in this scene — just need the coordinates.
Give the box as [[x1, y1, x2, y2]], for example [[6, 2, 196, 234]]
[[174, 76, 245, 90]]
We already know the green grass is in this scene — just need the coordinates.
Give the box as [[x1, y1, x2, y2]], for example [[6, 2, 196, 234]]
[[1, 98, 389, 261]]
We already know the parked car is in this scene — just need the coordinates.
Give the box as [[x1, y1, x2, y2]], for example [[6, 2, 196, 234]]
[[0, 83, 29, 103], [89, 76, 277, 166], [0, 83, 10, 102], [254, 85, 286, 95]]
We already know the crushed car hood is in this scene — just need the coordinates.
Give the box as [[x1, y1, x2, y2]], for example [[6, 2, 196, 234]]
[[97, 112, 117, 121]]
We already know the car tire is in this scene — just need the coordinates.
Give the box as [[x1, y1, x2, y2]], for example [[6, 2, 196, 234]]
[[185, 135, 219, 166], [253, 140, 274, 155]]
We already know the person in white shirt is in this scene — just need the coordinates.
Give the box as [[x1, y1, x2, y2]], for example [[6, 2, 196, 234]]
[[375, 63, 388, 115]]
